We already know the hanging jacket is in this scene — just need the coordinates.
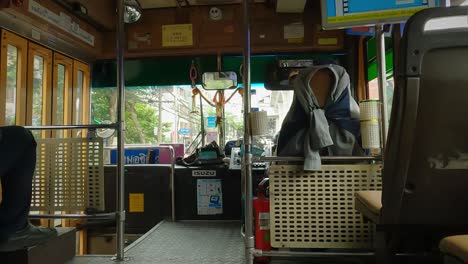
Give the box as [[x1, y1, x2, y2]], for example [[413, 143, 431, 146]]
[[277, 64, 361, 171]]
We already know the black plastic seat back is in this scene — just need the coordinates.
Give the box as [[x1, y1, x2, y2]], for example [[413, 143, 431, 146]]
[[382, 6, 468, 225]]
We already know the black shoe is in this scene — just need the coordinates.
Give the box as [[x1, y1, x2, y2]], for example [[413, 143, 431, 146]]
[[0, 223, 57, 252]]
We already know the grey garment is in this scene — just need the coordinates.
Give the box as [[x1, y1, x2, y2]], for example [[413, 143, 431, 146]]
[[278, 64, 359, 171], [328, 122, 360, 156]]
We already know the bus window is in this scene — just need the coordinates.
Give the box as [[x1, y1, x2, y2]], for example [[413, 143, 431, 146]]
[[199, 85, 294, 144], [27, 43, 52, 138], [368, 75, 394, 117], [75, 71, 83, 125], [52, 53, 73, 138], [5, 45, 18, 126], [367, 38, 394, 124], [91, 84, 294, 151], [55, 64, 65, 138], [72, 61, 90, 137], [0, 30, 27, 126], [32, 56, 44, 129]]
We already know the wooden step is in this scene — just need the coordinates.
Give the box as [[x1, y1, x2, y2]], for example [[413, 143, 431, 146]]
[[1, 227, 76, 264]]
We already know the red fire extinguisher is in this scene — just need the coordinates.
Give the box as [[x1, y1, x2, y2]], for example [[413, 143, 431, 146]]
[[254, 178, 271, 263]]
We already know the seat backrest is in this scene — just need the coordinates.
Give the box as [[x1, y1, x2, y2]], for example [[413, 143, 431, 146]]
[[382, 6, 468, 225]]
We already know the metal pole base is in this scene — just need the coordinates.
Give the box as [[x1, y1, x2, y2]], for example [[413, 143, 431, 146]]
[[111, 256, 130, 262], [245, 247, 255, 264]]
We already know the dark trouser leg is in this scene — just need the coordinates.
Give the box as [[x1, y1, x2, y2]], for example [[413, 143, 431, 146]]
[[0, 126, 37, 237]]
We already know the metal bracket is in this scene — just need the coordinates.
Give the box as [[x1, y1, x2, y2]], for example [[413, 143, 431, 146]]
[[117, 210, 126, 221]]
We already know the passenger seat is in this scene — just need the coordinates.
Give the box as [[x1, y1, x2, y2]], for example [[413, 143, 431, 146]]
[[440, 236, 468, 264], [354, 191, 381, 224], [353, 5, 468, 263]]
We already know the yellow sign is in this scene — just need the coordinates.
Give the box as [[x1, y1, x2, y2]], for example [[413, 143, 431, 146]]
[[162, 24, 193, 47], [129, 193, 144, 213], [318, 38, 338, 46], [328, 7, 426, 24]]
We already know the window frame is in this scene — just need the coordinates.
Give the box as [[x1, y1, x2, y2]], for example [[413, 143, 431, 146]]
[[52, 53, 74, 138], [0, 29, 28, 126], [26, 42, 52, 138], [72, 60, 90, 125]]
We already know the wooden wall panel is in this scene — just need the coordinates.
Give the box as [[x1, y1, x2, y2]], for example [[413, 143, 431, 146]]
[[251, 20, 281, 46], [120, 3, 345, 59], [2, 0, 103, 58], [127, 7, 198, 51], [70, 0, 115, 31], [197, 5, 240, 48]]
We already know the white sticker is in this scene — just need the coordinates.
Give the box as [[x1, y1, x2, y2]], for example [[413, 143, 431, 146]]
[[197, 179, 223, 215], [259, 212, 270, 230], [29, 0, 95, 46], [31, 29, 41, 40], [284, 23, 304, 40], [192, 170, 217, 177]]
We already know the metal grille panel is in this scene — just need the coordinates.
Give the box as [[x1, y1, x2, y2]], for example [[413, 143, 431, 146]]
[[31, 138, 104, 211], [269, 164, 382, 249]]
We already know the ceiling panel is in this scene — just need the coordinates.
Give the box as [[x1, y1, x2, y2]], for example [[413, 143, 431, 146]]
[[139, 0, 177, 9], [139, 0, 265, 9]]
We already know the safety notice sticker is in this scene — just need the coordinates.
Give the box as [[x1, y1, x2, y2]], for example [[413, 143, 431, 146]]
[[197, 179, 223, 215]]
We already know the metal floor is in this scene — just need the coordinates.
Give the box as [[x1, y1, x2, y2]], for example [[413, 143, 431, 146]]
[[67, 221, 441, 264], [69, 221, 244, 264], [69, 220, 375, 264]]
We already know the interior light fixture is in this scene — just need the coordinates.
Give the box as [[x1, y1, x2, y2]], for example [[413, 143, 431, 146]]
[[124, 0, 142, 24]]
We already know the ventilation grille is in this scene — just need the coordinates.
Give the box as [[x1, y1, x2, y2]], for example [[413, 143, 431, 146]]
[[31, 138, 104, 211], [269, 164, 382, 249]]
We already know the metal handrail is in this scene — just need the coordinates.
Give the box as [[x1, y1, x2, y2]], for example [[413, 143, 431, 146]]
[[253, 249, 376, 258], [25, 124, 118, 130], [253, 249, 432, 258], [255, 156, 382, 162], [157, 145, 176, 222], [29, 212, 116, 220]]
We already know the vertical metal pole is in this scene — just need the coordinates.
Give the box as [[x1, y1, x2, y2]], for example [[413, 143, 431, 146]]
[[199, 95, 205, 146], [219, 91, 226, 148], [242, 0, 254, 263], [161, 146, 176, 222], [217, 54, 226, 148], [157, 89, 163, 144], [116, 0, 126, 260], [375, 25, 388, 152], [174, 93, 179, 143]]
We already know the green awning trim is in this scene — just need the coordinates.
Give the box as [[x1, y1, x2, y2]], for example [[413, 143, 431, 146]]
[[92, 56, 217, 88], [367, 36, 393, 62], [92, 53, 346, 88], [367, 50, 394, 81], [366, 35, 394, 81]]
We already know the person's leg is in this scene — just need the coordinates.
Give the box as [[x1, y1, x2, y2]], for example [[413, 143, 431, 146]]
[[0, 126, 56, 251], [0, 126, 36, 236]]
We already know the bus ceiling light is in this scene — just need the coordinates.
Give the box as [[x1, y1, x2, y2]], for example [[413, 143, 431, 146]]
[[124, 0, 142, 24]]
